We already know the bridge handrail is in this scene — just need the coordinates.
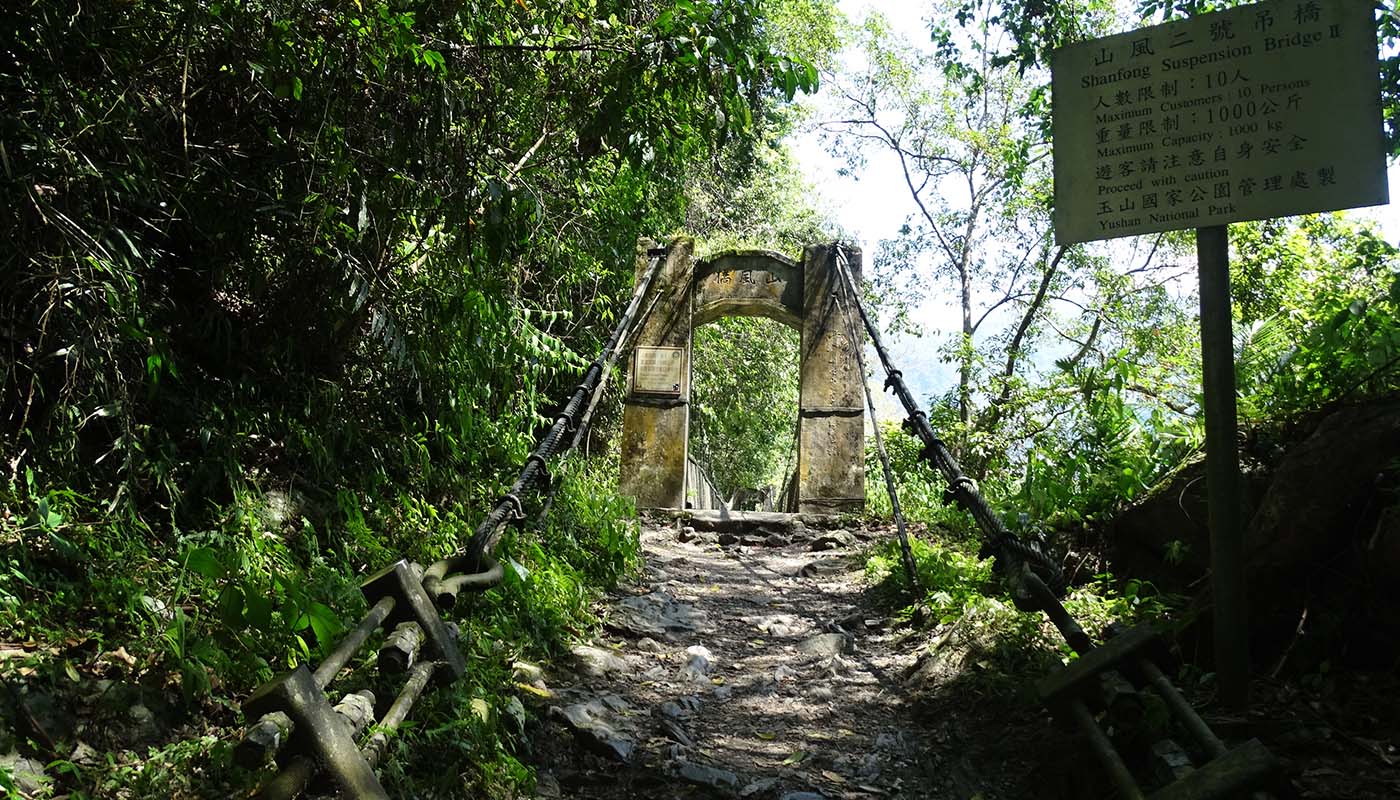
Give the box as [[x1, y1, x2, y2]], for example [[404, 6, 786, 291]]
[[830, 244, 1081, 645], [831, 243, 1286, 800], [232, 247, 672, 798]]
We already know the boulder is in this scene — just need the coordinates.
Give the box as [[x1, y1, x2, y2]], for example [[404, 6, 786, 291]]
[[607, 592, 707, 639]]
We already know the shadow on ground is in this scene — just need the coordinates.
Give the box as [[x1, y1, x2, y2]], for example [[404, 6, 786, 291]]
[[523, 514, 1094, 800]]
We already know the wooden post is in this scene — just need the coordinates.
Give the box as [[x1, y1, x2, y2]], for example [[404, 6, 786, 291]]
[[1196, 224, 1248, 710]]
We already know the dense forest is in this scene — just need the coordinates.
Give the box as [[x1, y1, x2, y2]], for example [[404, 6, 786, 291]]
[[2, 0, 1399, 797]]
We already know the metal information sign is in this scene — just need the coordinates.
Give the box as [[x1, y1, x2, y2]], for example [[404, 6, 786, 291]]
[[1053, 0, 1386, 244], [631, 346, 684, 396]]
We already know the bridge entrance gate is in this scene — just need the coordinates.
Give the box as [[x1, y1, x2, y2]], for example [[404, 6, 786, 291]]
[[618, 238, 865, 514]]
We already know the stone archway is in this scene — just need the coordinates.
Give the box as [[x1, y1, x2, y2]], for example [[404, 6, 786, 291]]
[[618, 237, 865, 514]]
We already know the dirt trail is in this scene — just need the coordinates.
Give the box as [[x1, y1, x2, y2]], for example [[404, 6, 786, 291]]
[[524, 513, 1057, 800]]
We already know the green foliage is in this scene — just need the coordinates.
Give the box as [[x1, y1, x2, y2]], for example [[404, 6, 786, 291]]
[[863, 418, 969, 533], [3, 0, 822, 527], [865, 532, 1180, 688], [691, 317, 802, 498], [0, 0, 832, 793], [826, 0, 1394, 713], [1231, 216, 1400, 419], [378, 456, 641, 796], [834, 14, 1395, 675], [1016, 354, 1204, 526], [72, 735, 232, 798], [825, 1, 1081, 446], [688, 118, 841, 253], [866, 535, 994, 621]]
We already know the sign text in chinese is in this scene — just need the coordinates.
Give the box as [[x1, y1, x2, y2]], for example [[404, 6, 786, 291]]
[[1052, 0, 1385, 243], [632, 346, 685, 396]]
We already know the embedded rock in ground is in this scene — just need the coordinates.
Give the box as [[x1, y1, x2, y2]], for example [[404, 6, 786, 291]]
[[607, 591, 707, 639], [1106, 457, 1242, 592], [764, 533, 789, 547], [551, 699, 637, 763], [659, 718, 696, 747], [0, 753, 46, 796], [808, 530, 856, 551], [671, 760, 741, 791], [512, 661, 545, 684], [741, 777, 780, 797], [89, 680, 178, 749], [656, 695, 702, 719], [780, 561, 822, 578], [686, 511, 812, 538], [1243, 401, 1400, 642], [534, 771, 562, 798], [798, 632, 850, 657], [903, 612, 1008, 690], [748, 614, 805, 638], [69, 740, 101, 767], [874, 732, 904, 752], [16, 690, 75, 754], [126, 703, 163, 745], [718, 532, 742, 546], [682, 645, 714, 679], [778, 792, 827, 800], [569, 645, 630, 678]]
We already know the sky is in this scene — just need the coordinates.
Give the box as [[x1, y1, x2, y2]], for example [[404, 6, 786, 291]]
[[789, 0, 1400, 422]]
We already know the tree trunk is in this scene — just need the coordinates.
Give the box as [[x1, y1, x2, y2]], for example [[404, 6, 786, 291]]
[[959, 257, 972, 428]]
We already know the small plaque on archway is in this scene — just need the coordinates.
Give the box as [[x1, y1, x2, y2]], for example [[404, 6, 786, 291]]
[[631, 346, 685, 396]]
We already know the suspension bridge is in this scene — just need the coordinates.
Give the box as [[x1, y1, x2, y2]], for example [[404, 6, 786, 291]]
[[230, 240, 1290, 800]]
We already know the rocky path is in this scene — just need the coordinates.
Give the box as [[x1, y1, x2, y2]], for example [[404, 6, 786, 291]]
[[522, 513, 1048, 800]]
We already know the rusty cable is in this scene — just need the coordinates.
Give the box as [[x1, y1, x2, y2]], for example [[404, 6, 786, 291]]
[[829, 245, 1067, 598], [423, 247, 670, 606], [830, 249, 921, 595]]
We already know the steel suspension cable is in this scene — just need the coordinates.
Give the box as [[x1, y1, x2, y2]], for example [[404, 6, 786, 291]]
[[829, 245, 1089, 652], [535, 271, 670, 527], [422, 248, 671, 607], [832, 256, 920, 595], [568, 272, 669, 455]]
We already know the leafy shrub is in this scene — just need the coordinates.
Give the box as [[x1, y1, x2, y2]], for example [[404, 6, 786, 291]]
[[865, 535, 994, 621]]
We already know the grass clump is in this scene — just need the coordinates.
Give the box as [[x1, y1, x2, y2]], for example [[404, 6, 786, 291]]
[[865, 535, 994, 622], [864, 531, 1182, 692]]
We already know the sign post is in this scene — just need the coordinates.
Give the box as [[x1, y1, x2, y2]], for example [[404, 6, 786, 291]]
[[1052, 0, 1386, 709], [1196, 223, 1248, 707]]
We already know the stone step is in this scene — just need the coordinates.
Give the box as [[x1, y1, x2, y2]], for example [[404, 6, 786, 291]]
[[671, 509, 838, 534]]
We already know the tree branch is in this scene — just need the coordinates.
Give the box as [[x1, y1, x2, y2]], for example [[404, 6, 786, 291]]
[[979, 244, 1067, 429]]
